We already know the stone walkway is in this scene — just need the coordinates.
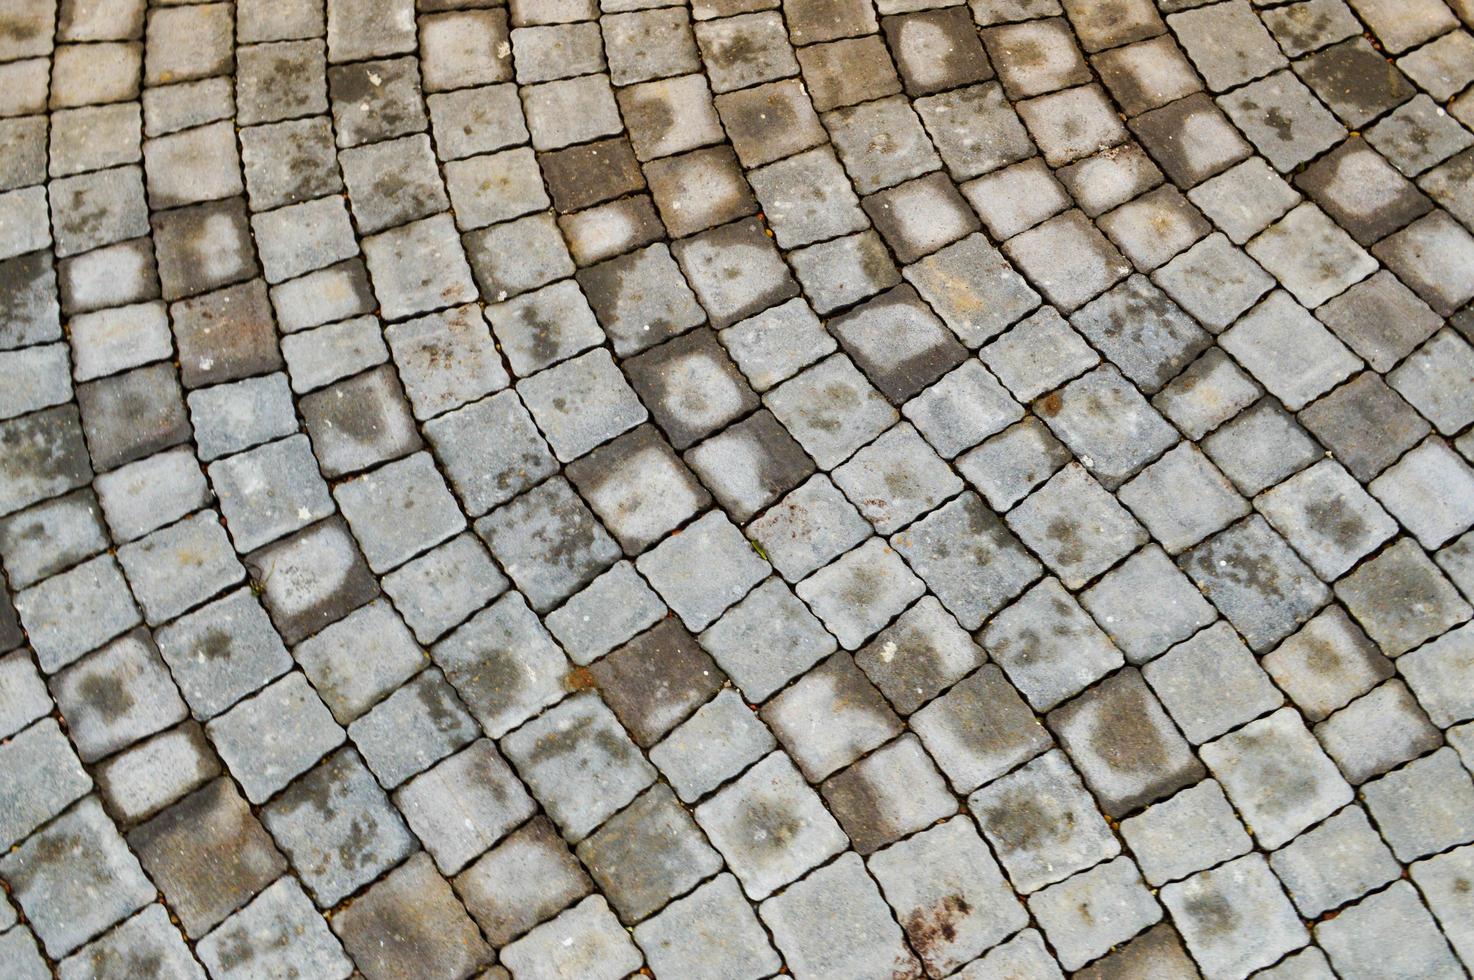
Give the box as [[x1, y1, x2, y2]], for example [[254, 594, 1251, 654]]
[[3, 0, 1474, 977]]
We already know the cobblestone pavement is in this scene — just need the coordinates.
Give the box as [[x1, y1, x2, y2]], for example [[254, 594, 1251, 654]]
[[3, 0, 1474, 977]]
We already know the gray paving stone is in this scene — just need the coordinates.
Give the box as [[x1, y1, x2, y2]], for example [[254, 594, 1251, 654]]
[[1028, 857, 1162, 972], [632, 872, 781, 980], [348, 667, 477, 788], [1037, 365, 1179, 488], [1010, 462, 1148, 589], [0, 488, 106, 590], [15, 553, 140, 673], [544, 561, 664, 666], [587, 619, 725, 748], [518, 349, 647, 462], [0, 650, 50, 739], [1077, 544, 1215, 664], [454, 815, 592, 947], [1401, 622, 1474, 727], [1256, 459, 1398, 580], [51, 629, 187, 763], [1269, 804, 1401, 917], [500, 895, 644, 980], [672, 217, 799, 329], [761, 652, 902, 781], [1316, 880, 1464, 980], [649, 688, 775, 803], [1202, 398, 1322, 496], [1221, 291, 1362, 411], [206, 671, 345, 804], [1120, 779, 1251, 887], [196, 877, 352, 980], [1335, 537, 1472, 656], [1411, 844, 1474, 966], [636, 509, 769, 631], [1145, 620, 1283, 744], [58, 903, 203, 980], [0, 718, 91, 851], [431, 591, 570, 738], [905, 233, 1042, 349], [684, 410, 810, 522], [1161, 854, 1307, 980], [1202, 706, 1353, 850], [501, 692, 656, 842], [911, 662, 1052, 792], [1363, 746, 1474, 861], [624, 328, 759, 450], [1, 796, 154, 958]]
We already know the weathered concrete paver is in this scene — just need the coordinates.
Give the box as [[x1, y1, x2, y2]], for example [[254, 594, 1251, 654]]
[[3, 1, 1474, 976]]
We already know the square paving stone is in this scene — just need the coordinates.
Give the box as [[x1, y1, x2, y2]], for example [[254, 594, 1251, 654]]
[[152, 587, 291, 719], [1295, 33, 1417, 127], [649, 688, 777, 803], [671, 217, 798, 328], [1097, 185, 1212, 274], [207, 437, 332, 555], [1027, 857, 1162, 972], [1273, 801, 1397, 919], [902, 359, 1023, 459], [1072, 922, 1201, 980], [983, 16, 1089, 100], [914, 82, 1034, 183], [360, 213, 478, 320], [714, 78, 826, 170], [15, 553, 140, 673], [563, 425, 709, 551], [1004, 209, 1132, 313], [587, 618, 725, 748], [501, 692, 657, 842], [152, 197, 259, 300], [576, 784, 723, 922], [1222, 290, 1362, 410], [1318, 677, 1441, 784], [169, 278, 282, 389], [1009, 463, 1147, 588], [1219, 70, 1346, 173], [694, 750, 848, 900], [298, 366, 421, 479], [910, 663, 1053, 792], [127, 778, 286, 939], [328, 56, 427, 147], [1201, 397, 1322, 496], [333, 852, 493, 979], [794, 536, 923, 647], [797, 35, 901, 112], [983, 578, 1124, 711], [76, 361, 190, 471], [384, 305, 510, 420], [560, 194, 663, 268], [443, 149, 545, 231], [761, 652, 903, 781], [885, 5, 992, 94], [693, 10, 798, 92], [500, 895, 644, 980], [698, 576, 837, 702], [1372, 439, 1474, 549], [420, 8, 512, 91], [262, 747, 416, 907], [1018, 84, 1128, 168], [0, 719, 91, 851], [1246, 203, 1378, 309], [832, 423, 962, 534], [869, 818, 1028, 976], [334, 452, 465, 574], [196, 878, 352, 980], [1316, 880, 1464, 980], [348, 668, 478, 788], [1367, 94, 1474, 178], [624, 329, 759, 450], [747, 474, 872, 582], [1161, 854, 1308, 980], [1060, 0, 1163, 51], [1262, 605, 1394, 722], [393, 739, 535, 872], [632, 873, 781, 980], [476, 476, 619, 613], [0, 487, 107, 589], [1186, 157, 1301, 245], [246, 516, 379, 646], [141, 119, 242, 209], [1130, 93, 1252, 188], [646, 145, 760, 240], [961, 929, 1063, 979], [1118, 444, 1249, 554], [1256, 458, 1398, 580], [1374, 209, 1474, 317], [1201, 706, 1353, 849], [539, 136, 646, 216], [963, 157, 1071, 241], [235, 39, 328, 126], [293, 599, 424, 725], [759, 851, 921, 980], [1048, 666, 1205, 817], [1094, 34, 1201, 115], [1389, 328, 1474, 436], [50, 629, 187, 762], [206, 672, 345, 804], [893, 490, 1042, 630], [520, 74, 623, 152], [0, 649, 49, 737], [763, 353, 898, 469], [545, 561, 664, 667], [1315, 271, 1443, 376], [465, 212, 573, 298], [1168, 0, 1286, 91], [116, 510, 244, 624], [969, 748, 1120, 893], [518, 349, 648, 461], [856, 595, 984, 715], [1295, 139, 1433, 246], [1401, 622, 1474, 727], [863, 171, 980, 264], [981, 308, 1098, 403], [1144, 620, 1284, 743], [421, 390, 557, 517], [635, 509, 769, 630], [426, 85, 527, 162], [903, 233, 1041, 349], [56, 239, 159, 316], [702, 407, 828, 518], [824, 94, 942, 195], [1119, 779, 1252, 886], [431, 592, 570, 738], [59, 903, 204, 980], [0, 796, 154, 958], [454, 815, 592, 947], [617, 72, 722, 160], [1181, 515, 1331, 651], [0, 251, 61, 351], [575, 243, 704, 358], [1038, 364, 1179, 487], [1362, 746, 1474, 861], [1080, 276, 1213, 395], [47, 165, 149, 258], [268, 259, 374, 334], [338, 134, 448, 235]]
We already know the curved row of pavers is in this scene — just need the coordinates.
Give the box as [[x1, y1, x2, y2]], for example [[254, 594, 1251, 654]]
[[2, 0, 1474, 978]]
